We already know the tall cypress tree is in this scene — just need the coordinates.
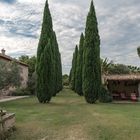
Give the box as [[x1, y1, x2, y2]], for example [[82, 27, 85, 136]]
[[75, 33, 85, 96], [82, 0, 101, 104], [57, 53, 63, 92], [137, 46, 140, 58], [52, 32, 58, 96], [70, 53, 74, 89], [36, 0, 62, 103], [71, 45, 78, 90], [36, 40, 53, 103], [52, 31, 63, 95], [69, 68, 72, 84], [37, 0, 53, 61]]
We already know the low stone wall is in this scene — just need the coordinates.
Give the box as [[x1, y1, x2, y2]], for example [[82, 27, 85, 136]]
[[0, 87, 15, 96], [0, 111, 15, 139]]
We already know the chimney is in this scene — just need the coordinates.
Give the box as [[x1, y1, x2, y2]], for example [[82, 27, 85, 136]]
[[1, 49, 6, 55]]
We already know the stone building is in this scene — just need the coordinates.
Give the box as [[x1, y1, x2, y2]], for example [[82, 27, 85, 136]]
[[0, 49, 28, 95]]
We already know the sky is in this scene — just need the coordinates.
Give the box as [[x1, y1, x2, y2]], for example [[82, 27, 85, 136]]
[[0, 0, 140, 74]]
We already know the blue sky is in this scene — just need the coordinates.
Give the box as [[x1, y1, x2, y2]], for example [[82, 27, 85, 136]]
[[0, 0, 140, 74]]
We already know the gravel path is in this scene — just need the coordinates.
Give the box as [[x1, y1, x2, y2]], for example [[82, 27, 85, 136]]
[[0, 96, 29, 103]]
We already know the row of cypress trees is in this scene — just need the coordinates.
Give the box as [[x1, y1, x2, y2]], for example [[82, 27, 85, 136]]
[[70, 0, 102, 104], [36, 0, 62, 103], [70, 33, 85, 96]]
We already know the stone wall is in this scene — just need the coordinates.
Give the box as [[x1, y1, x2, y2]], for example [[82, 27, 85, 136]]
[[19, 65, 28, 88], [0, 57, 28, 95], [0, 111, 15, 139]]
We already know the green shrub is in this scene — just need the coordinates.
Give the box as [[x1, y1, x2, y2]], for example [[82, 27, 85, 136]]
[[63, 74, 69, 86], [27, 72, 36, 95], [99, 86, 112, 103], [63, 80, 69, 86], [11, 88, 31, 96]]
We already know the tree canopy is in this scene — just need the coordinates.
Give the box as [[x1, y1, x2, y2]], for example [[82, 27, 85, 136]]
[[19, 55, 36, 77], [0, 60, 20, 90]]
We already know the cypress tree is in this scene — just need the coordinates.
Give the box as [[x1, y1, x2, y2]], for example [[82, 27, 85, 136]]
[[52, 32, 58, 96], [52, 32, 63, 96], [36, 0, 62, 103], [36, 40, 53, 103], [82, 0, 101, 103], [37, 0, 53, 61], [75, 33, 85, 96], [70, 53, 74, 89], [57, 53, 63, 92], [137, 46, 140, 58], [69, 68, 72, 84], [71, 45, 78, 90]]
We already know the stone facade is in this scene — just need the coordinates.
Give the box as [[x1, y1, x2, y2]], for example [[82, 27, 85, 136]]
[[0, 49, 28, 95], [19, 64, 28, 88]]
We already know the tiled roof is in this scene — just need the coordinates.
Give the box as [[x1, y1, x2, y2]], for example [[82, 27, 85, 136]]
[[0, 53, 28, 67], [104, 74, 140, 81]]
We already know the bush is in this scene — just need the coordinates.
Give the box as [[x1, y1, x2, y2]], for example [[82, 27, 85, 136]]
[[62, 74, 69, 86], [27, 72, 36, 95], [11, 88, 31, 96], [63, 78, 69, 86], [99, 86, 112, 103]]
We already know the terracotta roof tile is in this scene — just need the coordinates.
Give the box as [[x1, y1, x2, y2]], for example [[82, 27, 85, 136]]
[[104, 74, 140, 81], [0, 53, 28, 67]]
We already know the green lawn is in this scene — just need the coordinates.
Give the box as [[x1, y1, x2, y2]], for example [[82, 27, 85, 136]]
[[0, 88, 140, 140]]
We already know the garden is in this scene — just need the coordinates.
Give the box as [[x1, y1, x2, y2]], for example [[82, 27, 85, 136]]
[[0, 89, 140, 140]]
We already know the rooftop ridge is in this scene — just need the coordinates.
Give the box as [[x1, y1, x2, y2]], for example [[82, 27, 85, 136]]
[[0, 53, 28, 67]]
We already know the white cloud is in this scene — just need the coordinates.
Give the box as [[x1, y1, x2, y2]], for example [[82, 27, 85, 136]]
[[0, 0, 140, 74]]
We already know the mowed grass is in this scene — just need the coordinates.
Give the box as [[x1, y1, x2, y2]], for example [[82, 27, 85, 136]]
[[0, 88, 140, 140]]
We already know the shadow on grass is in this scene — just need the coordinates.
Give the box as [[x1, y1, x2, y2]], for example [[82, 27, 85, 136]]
[[48, 101, 87, 107]]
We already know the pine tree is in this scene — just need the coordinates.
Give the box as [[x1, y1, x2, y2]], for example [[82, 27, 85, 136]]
[[82, 0, 101, 104], [71, 45, 78, 90], [75, 33, 84, 96]]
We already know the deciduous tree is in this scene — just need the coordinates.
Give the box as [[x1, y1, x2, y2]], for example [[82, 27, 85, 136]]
[[0, 60, 20, 90]]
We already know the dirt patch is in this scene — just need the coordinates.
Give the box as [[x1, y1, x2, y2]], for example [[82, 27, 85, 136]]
[[42, 124, 88, 140], [66, 124, 87, 140], [0, 96, 29, 103]]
